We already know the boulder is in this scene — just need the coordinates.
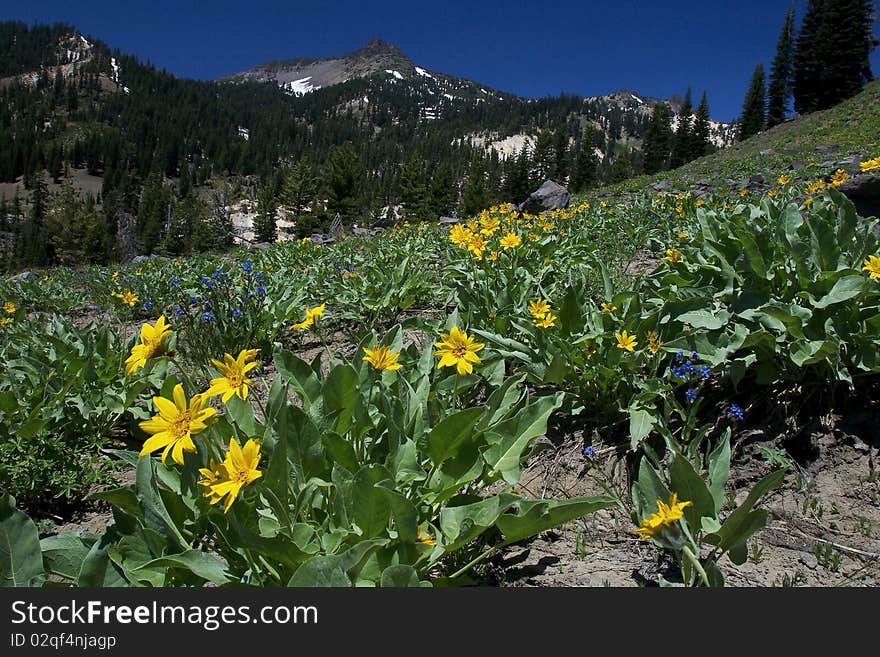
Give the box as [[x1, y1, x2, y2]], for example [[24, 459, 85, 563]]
[[787, 160, 806, 171], [837, 173, 880, 220], [651, 180, 672, 192], [6, 271, 36, 284], [518, 180, 570, 214], [438, 216, 460, 224]]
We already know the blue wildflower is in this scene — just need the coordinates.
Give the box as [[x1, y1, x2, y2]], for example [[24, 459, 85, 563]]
[[169, 276, 180, 288], [173, 306, 184, 317], [726, 404, 744, 421], [582, 445, 598, 460], [254, 271, 265, 282], [202, 311, 216, 322], [685, 389, 697, 403], [685, 362, 697, 376], [143, 300, 153, 312], [672, 364, 686, 378], [675, 349, 684, 363], [232, 308, 244, 320], [242, 259, 253, 273], [201, 276, 216, 289], [189, 296, 199, 304], [203, 300, 213, 310], [256, 285, 266, 297], [700, 365, 711, 379], [246, 292, 254, 300], [691, 350, 699, 362]]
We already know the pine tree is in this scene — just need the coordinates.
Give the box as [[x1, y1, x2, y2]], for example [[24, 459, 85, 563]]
[[570, 126, 599, 193], [794, 0, 831, 114], [822, 0, 878, 107], [503, 147, 533, 202], [670, 88, 694, 168], [767, 7, 796, 127], [428, 160, 456, 218], [460, 159, 489, 217], [739, 64, 767, 140], [398, 156, 428, 221], [530, 130, 554, 183], [253, 182, 278, 244], [551, 124, 570, 182], [642, 103, 674, 174], [608, 147, 632, 184], [691, 92, 712, 159], [282, 161, 317, 220], [324, 142, 360, 222]]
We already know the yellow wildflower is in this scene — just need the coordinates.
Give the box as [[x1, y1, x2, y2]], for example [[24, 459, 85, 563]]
[[0, 317, 10, 327], [739, 188, 748, 197], [534, 313, 557, 329], [778, 174, 791, 185], [434, 326, 485, 376], [615, 330, 638, 352], [116, 290, 139, 307], [124, 315, 172, 376], [139, 384, 216, 465], [198, 437, 262, 513], [206, 349, 260, 403], [647, 330, 663, 355], [860, 156, 880, 173], [862, 255, 880, 280], [528, 298, 551, 319], [500, 233, 522, 250], [416, 524, 437, 547], [665, 248, 683, 263], [830, 169, 850, 188], [362, 345, 403, 371], [3, 301, 15, 314], [631, 492, 693, 541], [292, 303, 325, 331], [600, 302, 617, 313]]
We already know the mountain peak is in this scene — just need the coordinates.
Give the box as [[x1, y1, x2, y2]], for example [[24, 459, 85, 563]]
[[224, 38, 413, 93]]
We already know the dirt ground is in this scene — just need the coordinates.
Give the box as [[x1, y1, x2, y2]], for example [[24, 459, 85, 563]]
[[494, 418, 879, 587]]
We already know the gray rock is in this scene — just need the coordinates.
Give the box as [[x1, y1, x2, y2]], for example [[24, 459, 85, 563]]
[[819, 160, 837, 169], [651, 180, 672, 191], [518, 180, 570, 214], [799, 552, 819, 570], [6, 271, 36, 283], [759, 149, 776, 157], [748, 174, 765, 185], [787, 160, 806, 171], [838, 173, 880, 219], [815, 143, 840, 153], [438, 216, 460, 224]]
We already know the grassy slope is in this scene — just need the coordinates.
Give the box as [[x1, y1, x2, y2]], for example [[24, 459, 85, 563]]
[[611, 79, 880, 195]]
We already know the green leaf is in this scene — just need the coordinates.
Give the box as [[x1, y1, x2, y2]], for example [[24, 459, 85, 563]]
[[676, 309, 729, 330], [274, 348, 321, 408], [813, 275, 865, 309], [135, 458, 189, 550], [136, 550, 230, 585], [628, 407, 655, 449], [380, 564, 420, 587], [322, 364, 359, 433], [226, 394, 260, 436], [483, 393, 562, 484], [705, 469, 785, 552], [439, 494, 517, 552], [40, 534, 96, 582], [707, 433, 731, 514], [0, 494, 45, 587], [496, 496, 615, 543], [287, 556, 351, 587], [350, 466, 392, 538], [668, 455, 716, 530], [423, 407, 484, 467]]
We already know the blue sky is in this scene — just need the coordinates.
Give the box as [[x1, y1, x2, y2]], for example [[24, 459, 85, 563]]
[[7, 1, 880, 121]]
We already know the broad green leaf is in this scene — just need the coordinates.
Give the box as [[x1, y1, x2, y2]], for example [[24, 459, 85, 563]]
[[423, 407, 484, 467], [136, 550, 231, 585], [380, 564, 420, 587], [496, 496, 615, 543], [0, 494, 45, 587], [483, 393, 561, 484], [288, 556, 350, 587]]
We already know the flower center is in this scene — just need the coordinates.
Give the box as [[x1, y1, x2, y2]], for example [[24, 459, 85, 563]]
[[451, 344, 468, 359], [170, 412, 191, 438], [231, 467, 251, 484]]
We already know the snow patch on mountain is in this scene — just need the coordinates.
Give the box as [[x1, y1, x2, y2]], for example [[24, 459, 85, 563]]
[[385, 69, 404, 80], [283, 76, 321, 95], [414, 66, 434, 80]]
